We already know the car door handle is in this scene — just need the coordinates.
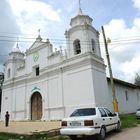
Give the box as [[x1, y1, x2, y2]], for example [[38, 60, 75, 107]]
[[110, 118, 112, 120], [103, 119, 105, 121]]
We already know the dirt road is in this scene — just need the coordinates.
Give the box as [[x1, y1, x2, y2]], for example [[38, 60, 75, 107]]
[[84, 126, 140, 140], [107, 126, 140, 140], [0, 121, 61, 134], [72, 126, 140, 140]]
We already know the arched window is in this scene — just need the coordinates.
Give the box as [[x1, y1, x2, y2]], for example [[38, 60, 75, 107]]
[[7, 68, 11, 78], [73, 39, 81, 55], [91, 39, 96, 52]]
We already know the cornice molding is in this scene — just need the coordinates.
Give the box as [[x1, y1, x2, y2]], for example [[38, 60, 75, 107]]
[[67, 24, 98, 36], [3, 52, 105, 88]]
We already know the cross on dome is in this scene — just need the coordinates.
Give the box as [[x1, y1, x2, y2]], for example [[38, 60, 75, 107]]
[[78, 0, 83, 15], [36, 29, 42, 41], [16, 37, 19, 49], [12, 37, 21, 52]]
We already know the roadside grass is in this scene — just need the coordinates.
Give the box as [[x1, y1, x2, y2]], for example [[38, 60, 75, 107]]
[[0, 114, 140, 140], [120, 113, 140, 129], [0, 132, 48, 140], [47, 136, 67, 140]]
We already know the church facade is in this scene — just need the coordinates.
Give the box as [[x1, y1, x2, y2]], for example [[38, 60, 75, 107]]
[[1, 8, 110, 121]]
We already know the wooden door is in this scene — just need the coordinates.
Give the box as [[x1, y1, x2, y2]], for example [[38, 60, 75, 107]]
[[31, 92, 42, 120]]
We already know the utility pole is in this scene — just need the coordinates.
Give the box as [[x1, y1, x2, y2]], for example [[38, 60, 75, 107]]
[[101, 26, 119, 113]]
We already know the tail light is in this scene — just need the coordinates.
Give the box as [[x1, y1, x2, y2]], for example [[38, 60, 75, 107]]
[[84, 120, 94, 126], [61, 121, 67, 126]]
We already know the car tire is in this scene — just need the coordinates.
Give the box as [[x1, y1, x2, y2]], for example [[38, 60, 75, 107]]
[[116, 122, 121, 132], [97, 127, 106, 140], [69, 135, 77, 140]]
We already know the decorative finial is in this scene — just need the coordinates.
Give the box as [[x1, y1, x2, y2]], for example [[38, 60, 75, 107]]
[[12, 37, 21, 52], [16, 37, 19, 49], [79, 0, 81, 10], [36, 29, 42, 41], [38, 29, 40, 36], [78, 0, 83, 15]]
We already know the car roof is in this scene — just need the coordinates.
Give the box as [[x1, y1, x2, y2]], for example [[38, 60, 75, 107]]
[[74, 107, 107, 110]]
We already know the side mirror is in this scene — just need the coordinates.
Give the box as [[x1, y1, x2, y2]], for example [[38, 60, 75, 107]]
[[113, 113, 117, 116]]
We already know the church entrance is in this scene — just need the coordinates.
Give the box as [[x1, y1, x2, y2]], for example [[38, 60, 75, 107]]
[[31, 92, 42, 120]]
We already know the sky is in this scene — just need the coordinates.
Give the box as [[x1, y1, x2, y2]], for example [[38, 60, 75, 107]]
[[0, 0, 140, 83]]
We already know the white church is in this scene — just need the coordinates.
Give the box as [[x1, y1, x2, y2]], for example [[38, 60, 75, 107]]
[[1, 5, 140, 121]]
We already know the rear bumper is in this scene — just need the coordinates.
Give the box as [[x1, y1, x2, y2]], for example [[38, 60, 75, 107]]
[[60, 127, 100, 136]]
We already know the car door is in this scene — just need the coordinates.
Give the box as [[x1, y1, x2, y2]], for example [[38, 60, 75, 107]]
[[98, 108, 110, 132], [103, 108, 117, 130]]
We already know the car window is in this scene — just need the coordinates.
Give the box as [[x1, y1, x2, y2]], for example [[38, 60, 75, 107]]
[[104, 108, 114, 117], [70, 108, 96, 117], [137, 108, 140, 111], [99, 108, 107, 117]]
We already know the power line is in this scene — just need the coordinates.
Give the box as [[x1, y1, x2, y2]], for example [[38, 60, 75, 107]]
[[0, 34, 140, 56], [1, 38, 140, 46], [1, 34, 140, 43]]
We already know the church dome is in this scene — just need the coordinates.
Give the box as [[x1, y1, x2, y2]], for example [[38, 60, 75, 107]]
[[70, 1, 93, 27], [8, 42, 24, 60]]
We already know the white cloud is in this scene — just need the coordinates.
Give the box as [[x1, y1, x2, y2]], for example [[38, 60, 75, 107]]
[[0, 0, 20, 71], [6, 0, 62, 52], [132, 0, 140, 11], [100, 0, 140, 82], [8, 0, 61, 37], [122, 55, 140, 81], [100, 18, 140, 83], [9, 0, 61, 22]]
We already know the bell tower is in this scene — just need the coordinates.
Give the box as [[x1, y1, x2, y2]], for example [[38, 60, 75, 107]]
[[64, 1, 111, 111], [65, 0, 101, 58], [4, 43, 24, 81]]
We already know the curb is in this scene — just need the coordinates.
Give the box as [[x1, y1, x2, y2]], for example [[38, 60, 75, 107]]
[[32, 128, 61, 137]]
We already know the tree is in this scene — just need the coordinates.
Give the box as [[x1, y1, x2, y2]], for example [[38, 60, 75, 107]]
[[134, 73, 140, 86]]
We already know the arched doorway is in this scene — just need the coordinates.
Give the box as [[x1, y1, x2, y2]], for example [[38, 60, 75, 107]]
[[31, 92, 42, 120]]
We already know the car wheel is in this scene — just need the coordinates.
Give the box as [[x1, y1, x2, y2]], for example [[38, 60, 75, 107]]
[[97, 127, 106, 140], [69, 135, 77, 140], [116, 122, 121, 132]]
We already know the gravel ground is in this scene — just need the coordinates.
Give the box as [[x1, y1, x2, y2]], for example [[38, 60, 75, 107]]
[[73, 126, 140, 140], [0, 121, 61, 134], [107, 126, 140, 140]]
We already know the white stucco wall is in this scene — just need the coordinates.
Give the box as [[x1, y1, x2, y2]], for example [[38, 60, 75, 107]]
[[63, 65, 96, 117], [92, 68, 111, 110], [107, 80, 140, 114]]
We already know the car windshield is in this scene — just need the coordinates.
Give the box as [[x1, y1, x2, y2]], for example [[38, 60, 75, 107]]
[[137, 108, 140, 111], [70, 108, 96, 117]]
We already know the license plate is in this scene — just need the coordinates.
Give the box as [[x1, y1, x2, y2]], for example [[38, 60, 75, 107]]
[[70, 121, 81, 126]]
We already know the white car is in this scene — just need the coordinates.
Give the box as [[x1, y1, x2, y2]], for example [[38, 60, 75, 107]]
[[60, 107, 121, 140], [136, 108, 140, 119]]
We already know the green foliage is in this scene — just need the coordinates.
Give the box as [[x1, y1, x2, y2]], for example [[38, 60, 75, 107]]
[[120, 114, 140, 128], [134, 73, 140, 86], [47, 136, 68, 140], [0, 132, 22, 140], [0, 132, 48, 140], [0, 133, 67, 140]]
